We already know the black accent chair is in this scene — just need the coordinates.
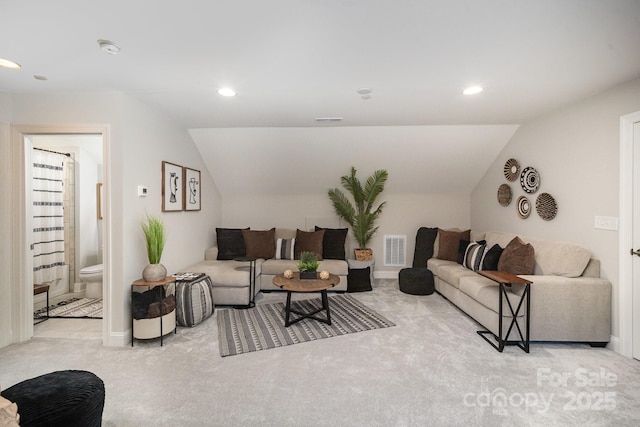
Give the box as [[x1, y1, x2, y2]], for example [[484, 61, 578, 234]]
[[1, 370, 105, 426], [399, 227, 438, 295]]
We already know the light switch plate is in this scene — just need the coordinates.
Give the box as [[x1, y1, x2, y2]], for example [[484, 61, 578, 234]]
[[137, 185, 148, 197], [594, 216, 618, 231]]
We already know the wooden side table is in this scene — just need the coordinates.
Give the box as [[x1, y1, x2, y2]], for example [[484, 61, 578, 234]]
[[131, 277, 176, 347], [33, 284, 50, 324], [476, 271, 532, 353]]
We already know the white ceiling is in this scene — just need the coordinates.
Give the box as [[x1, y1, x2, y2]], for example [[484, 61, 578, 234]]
[[2, 0, 640, 195]]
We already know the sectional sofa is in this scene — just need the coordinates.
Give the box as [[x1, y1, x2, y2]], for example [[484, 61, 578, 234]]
[[182, 227, 349, 306], [427, 229, 612, 345]]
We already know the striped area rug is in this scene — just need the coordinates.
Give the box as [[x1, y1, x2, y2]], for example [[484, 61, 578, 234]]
[[34, 298, 103, 319], [217, 294, 394, 357]]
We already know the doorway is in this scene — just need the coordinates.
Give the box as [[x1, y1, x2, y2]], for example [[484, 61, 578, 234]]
[[11, 125, 110, 346], [620, 111, 640, 359]]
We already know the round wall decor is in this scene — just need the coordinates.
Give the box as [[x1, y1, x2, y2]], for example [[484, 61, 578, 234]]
[[497, 184, 512, 206], [520, 166, 540, 194], [517, 196, 531, 219], [503, 158, 520, 182], [536, 192, 558, 221]]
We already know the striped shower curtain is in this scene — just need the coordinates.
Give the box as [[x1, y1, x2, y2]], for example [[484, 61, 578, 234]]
[[32, 150, 66, 285]]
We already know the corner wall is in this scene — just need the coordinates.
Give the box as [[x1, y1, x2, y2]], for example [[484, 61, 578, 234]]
[[471, 77, 640, 341]]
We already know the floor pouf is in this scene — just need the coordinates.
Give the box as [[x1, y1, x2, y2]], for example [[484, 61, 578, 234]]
[[1, 370, 105, 427], [399, 268, 435, 295], [175, 275, 215, 327]]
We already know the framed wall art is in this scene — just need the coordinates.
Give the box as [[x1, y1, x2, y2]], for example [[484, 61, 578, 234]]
[[183, 167, 201, 211], [162, 161, 183, 212]]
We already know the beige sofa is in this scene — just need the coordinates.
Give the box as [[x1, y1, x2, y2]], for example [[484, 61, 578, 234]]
[[427, 231, 611, 346], [182, 228, 349, 306]]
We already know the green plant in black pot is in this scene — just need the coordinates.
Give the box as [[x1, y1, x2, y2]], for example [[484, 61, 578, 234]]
[[297, 251, 319, 279]]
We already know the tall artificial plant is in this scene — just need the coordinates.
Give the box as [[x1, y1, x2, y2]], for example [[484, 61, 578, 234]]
[[328, 166, 389, 250], [141, 214, 166, 265]]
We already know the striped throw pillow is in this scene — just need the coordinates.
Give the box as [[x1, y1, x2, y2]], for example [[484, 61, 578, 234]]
[[276, 238, 295, 260], [463, 241, 486, 272]]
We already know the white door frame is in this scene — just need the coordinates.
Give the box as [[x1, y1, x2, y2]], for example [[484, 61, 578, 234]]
[[11, 124, 111, 345], [619, 111, 640, 358]]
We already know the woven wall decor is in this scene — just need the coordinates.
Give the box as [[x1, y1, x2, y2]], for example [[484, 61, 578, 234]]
[[520, 166, 540, 194], [497, 184, 512, 206], [536, 192, 557, 221], [517, 196, 531, 219], [503, 158, 520, 182]]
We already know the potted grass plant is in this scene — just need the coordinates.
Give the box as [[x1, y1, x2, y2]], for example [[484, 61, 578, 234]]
[[297, 251, 320, 279], [141, 214, 167, 282], [328, 166, 389, 261]]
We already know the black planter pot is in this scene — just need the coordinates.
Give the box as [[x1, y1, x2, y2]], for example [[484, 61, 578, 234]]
[[299, 271, 318, 280]]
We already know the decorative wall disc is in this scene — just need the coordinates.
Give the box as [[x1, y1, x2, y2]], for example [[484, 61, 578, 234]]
[[517, 196, 531, 219], [520, 166, 540, 194], [536, 192, 557, 221], [503, 158, 520, 182], [497, 184, 512, 206]]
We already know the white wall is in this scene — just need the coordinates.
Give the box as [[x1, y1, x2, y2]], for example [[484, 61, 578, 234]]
[[222, 192, 470, 274], [471, 77, 640, 341], [5, 92, 222, 347], [0, 121, 13, 348]]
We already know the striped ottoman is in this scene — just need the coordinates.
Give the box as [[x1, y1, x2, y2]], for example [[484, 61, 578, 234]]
[[175, 275, 215, 327]]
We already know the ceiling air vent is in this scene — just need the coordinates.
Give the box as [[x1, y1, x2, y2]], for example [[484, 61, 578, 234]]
[[384, 235, 407, 267], [314, 117, 343, 122]]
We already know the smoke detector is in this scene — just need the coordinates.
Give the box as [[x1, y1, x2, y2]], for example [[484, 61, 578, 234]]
[[98, 39, 120, 55]]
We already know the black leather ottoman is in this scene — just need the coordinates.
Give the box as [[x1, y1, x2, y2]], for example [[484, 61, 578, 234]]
[[1, 370, 105, 427], [399, 268, 435, 295]]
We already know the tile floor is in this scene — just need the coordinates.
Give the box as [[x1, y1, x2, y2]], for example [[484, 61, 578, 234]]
[[34, 291, 102, 340]]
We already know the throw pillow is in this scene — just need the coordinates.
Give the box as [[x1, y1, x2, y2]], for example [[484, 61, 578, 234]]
[[347, 267, 372, 292], [458, 239, 486, 264], [481, 244, 503, 270], [216, 227, 249, 260], [242, 228, 276, 259], [275, 238, 296, 260], [412, 227, 439, 267], [497, 236, 535, 275], [462, 241, 487, 271], [294, 229, 325, 260], [437, 229, 471, 262], [315, 226, 348, 260]]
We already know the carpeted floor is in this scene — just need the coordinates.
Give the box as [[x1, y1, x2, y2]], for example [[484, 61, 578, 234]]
[[3, 279, 640, 426]]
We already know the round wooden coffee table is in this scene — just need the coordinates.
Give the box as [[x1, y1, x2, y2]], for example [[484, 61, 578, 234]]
[[272, 272, 340, 326]]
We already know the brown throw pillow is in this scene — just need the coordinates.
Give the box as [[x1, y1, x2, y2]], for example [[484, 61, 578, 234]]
[[294, 229, 325, 260], [437, 229, 471, 261], [242, 228, 276, 259], [497, 236, 535, 275]]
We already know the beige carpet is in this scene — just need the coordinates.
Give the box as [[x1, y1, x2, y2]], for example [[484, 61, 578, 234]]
[[3, 279, 640, 426]]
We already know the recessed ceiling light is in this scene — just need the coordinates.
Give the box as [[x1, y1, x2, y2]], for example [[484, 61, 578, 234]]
[[217, 87, 237, 97], [97, 39, 120, 55], [357, 87, 372, 95], [0, 58, 21, 69], [315, 117, 343, 122], [463, 86, 483, 95], [34, 75, 48, 81]]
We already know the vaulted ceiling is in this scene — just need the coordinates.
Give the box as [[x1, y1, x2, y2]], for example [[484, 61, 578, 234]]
[[3, 1, 640, 195]]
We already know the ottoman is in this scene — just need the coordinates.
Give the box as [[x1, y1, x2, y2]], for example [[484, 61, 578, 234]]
[[175, 274, 215, 327], [399, 268, 435, 295], [1, 370, 105, 427]]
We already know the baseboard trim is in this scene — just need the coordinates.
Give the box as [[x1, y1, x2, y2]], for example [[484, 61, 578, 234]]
[[107, 331, 130, 347], [607, 335, 621, 354], [374, 271, 399, 279]]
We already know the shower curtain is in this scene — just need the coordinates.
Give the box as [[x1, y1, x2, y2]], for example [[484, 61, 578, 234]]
[[32, 150, 66, 285]]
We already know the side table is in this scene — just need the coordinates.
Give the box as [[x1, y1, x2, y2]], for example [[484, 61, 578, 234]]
[[131, 277, 176, 347], [234, 256, 257, 308], [477, 271, 532, 353]]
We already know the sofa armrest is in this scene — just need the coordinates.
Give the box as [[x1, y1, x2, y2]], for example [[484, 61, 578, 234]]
[[204, 247, 218, 261]]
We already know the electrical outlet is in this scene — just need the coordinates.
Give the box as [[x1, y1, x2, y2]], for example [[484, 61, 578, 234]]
[[594, 216, 618, 231]]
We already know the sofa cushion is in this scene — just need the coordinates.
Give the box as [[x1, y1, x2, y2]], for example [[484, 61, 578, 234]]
[[525, 237, 591, 277], [295, 229, 324, 260], [261, 259, 348, 276], [315, 226, 348, 260], [498, 237, 535, 275], [481, 244, 503, 270], [459, 275, 525, 316], [242, 228, 276, 259], [437, 229, 470, 261], [216, 227, 248, 260], [432, 261, 478, 289], [462, 241, 486, 272], [184, 260, 256, 287], [275, 238, 295, 260]]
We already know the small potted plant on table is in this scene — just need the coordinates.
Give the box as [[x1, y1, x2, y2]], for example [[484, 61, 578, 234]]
[[298, 251, 320, 279], [141, 214, 167, 282]]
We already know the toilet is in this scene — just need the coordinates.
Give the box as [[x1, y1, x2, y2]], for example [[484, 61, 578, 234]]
[[79, 264, 103, 299]]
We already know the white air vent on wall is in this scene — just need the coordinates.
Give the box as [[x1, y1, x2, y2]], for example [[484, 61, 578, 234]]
[[384, 235, 407, 267]]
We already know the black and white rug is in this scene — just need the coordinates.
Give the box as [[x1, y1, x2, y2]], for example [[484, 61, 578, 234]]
[[34, 298, 103, 319], [217, 294, 395, 357]]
